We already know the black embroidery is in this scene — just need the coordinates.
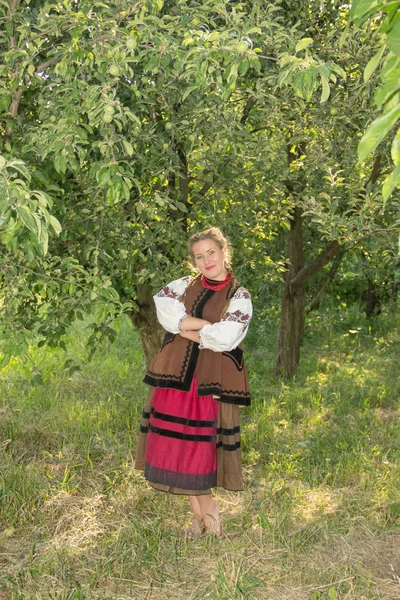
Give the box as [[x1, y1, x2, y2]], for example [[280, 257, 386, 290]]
[[197, 382, 250, 406], [222, 347, 244, 371], [161, 331, 175, 350]]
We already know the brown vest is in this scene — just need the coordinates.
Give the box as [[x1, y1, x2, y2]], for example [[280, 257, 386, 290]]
[[143, 279, 250, 406]]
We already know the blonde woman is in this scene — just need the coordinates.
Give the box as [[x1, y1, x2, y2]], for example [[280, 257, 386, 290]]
[[135, 227, 252, 537]]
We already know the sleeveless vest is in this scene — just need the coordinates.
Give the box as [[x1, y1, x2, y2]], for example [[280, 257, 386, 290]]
[[143, 279, 250, 406]]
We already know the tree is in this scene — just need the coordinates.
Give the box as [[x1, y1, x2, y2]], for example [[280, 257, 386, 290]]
[[1, 0, 398, 378], [0, 0, 291, 364]]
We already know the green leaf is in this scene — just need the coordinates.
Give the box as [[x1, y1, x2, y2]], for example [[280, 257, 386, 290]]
[[181, 85, 198, 102], [358, 102, 400, 162], [96, 167, 111, 187], [382, 162, 400, 203], [388, 19, 400, 56], [364, 44, 386, 82], [320, 76, 330, 103], [292, 70, 317, 101], [17, 205, 37, 233], [122, 140, 134, 156], [339, 22, 350, 49], [49, 214, 62, 234], [54, 154, 67, 175], [295, 38, 313, 53], [350, 0, 381, 20], [391, 126, 400, 164], [328, 588, 338, 600]]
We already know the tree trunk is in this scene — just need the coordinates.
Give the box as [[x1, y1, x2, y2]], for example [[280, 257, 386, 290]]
[[274, 207, 305, 378], [130, 283, 164, 366], [364, 279, 381, 317]]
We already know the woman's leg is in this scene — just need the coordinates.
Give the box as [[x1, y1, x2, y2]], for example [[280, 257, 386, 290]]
[[190, 494, 221, 537]]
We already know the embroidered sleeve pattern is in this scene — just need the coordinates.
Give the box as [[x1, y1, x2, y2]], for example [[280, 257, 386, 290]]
[[230, 287, 251, 301], [221, 288, 251, 331], [156, 284, 180, 300], [153, 276, 192, 334], [155, 276, 192, 299], [221, 309, 251, 330]]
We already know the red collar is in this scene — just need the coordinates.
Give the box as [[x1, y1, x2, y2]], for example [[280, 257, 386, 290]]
[[201, 273, 231, 291]]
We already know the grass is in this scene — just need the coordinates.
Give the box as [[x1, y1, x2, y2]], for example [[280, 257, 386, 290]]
[[0, 304, 399, 599]]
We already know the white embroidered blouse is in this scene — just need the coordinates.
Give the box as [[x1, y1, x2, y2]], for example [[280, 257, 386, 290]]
[[153, 276, 252, 352]]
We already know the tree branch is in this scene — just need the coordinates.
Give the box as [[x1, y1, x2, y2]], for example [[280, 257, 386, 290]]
[[7, 0, 19, 49], [290, 240, 341, 288]]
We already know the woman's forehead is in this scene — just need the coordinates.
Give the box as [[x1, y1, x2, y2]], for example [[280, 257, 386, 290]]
[[192, 239, 221, 254]]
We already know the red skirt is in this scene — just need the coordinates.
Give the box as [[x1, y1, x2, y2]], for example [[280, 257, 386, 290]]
[[144, 376, 219, 490], [135, 378, 243, 495]]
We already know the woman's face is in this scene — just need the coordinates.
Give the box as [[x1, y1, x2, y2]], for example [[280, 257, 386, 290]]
[[192, 238, 226, 281]]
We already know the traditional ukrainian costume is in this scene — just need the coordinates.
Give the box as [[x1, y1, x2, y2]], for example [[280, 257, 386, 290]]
[[135, 274, 252, 495]]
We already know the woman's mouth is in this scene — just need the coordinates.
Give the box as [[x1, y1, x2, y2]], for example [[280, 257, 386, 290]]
[[205, 265, 215, 270]]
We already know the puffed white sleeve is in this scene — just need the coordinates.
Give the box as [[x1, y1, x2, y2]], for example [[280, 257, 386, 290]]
[[153, 276, 192, 334], [198, 287, 252, 352]]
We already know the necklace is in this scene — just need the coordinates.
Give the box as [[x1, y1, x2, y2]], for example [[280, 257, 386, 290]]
[[201, 273, 231, 291]]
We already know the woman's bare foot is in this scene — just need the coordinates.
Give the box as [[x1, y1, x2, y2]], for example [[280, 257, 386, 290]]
[[203, 500, 221, 537], [184, 515, 204, 539], [187, 494, 221, 538]]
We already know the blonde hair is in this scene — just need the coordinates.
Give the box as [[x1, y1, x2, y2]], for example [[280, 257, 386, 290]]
[[182, 227, 238, 313]]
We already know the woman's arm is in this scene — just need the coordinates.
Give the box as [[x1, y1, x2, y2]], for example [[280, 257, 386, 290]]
[[179, 330, 200, 343], [197, 288, 253, 352], [179, 316, 210, 331], [153, 276, 192, 333]]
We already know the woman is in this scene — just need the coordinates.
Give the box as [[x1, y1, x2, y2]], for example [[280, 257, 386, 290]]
[[135, 227, 252, 537]]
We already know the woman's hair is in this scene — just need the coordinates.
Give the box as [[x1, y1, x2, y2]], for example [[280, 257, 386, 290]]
[[181, 227, 238, 314]]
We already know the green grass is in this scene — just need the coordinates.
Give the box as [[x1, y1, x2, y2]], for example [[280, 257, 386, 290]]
[[0, 306, 399, 599]]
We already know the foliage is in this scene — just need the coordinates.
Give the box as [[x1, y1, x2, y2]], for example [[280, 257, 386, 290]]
[[351, 0, 400, 202], [0, 154, 61, 256], [0, 0, 399, 371]]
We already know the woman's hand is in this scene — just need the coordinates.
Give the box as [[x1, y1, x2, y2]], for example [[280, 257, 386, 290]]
[[179, 330, 200, 343], [179, 316, 211, 332]]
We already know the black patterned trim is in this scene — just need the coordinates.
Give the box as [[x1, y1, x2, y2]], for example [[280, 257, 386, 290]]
[[219, 395, 250, 406], [197, 382, 250, 405], [145, 338, 192, 384], [151, 407, 217, 428], [222, 347, 244, 371], [217, 440, 241, 451], [217, 426, 240, 436], [161, 331, 175, 350], [145, 463, 217, 490], [149, 423, 217, 442], [198, 383, 248, 397], [142, 411, 151, 419]]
